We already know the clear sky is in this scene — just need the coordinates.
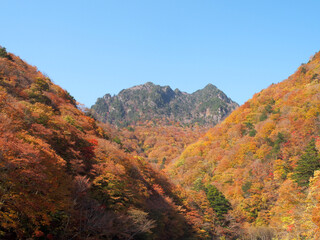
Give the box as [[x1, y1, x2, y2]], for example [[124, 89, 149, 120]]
[[1, 0, 320, 107]]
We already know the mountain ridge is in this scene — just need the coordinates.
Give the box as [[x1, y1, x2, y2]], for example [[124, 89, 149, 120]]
[[91, 82, 238, 126]]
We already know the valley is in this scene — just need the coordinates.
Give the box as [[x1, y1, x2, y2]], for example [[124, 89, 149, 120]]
[[1, 47, 320, 239]]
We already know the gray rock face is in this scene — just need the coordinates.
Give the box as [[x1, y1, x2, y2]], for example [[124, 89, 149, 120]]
[[91, 82, 238, 126]]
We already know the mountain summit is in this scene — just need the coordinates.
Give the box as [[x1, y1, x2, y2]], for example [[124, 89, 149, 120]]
[[91, 82, 238, 126]]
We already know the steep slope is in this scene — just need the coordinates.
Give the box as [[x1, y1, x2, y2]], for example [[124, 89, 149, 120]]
[[168, 52, 320, 239], [91, 82, 238, 126], [0, 47, 239, 239]]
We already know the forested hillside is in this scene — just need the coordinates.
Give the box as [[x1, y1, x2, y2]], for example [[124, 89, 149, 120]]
[[0, 47, 238, 239], [3, 45, 320, 240], [168, 51, 320, 239], [113, 120, 206, 170], [91, 82, 238, 126]]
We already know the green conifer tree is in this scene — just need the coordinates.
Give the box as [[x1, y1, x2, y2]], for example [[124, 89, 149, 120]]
[[293, 138, 320, 187], [0, 46, 12, 60], [0, 46, 8, 58], [205, 184, 232, 221]]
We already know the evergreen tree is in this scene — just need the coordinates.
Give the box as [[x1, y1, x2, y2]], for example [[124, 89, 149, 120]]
[[293, 138, 320, 187], [205, 184, 232, 221], [0, 46, 12, 60], [0, 46, 8, 58]]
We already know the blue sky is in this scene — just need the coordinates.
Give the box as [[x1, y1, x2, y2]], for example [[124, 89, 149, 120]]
[[1, 1, 320, 107]]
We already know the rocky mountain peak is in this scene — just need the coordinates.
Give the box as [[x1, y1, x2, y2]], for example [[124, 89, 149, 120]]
[[91, 82, 238, 126]]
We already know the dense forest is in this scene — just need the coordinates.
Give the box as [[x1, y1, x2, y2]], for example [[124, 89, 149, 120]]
[[0, 47, 237, 239], [168, 51, 320, 239], [1, 46, 320, 240]]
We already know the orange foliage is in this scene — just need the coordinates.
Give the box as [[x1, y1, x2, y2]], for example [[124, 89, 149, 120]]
[[0, 50, 221, 239], [167, 51, 320, 238]]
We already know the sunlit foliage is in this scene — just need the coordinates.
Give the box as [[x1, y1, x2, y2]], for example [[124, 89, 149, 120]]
[[168, 51, 320, 239]]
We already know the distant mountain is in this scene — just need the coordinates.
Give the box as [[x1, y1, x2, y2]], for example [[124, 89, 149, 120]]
[[91, 82, 238, 126]]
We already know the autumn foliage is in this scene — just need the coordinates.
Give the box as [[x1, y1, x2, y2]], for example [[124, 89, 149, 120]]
[[168, 52, 320, 239], [2, 46, 320, 239], [0, 48, 231, 239]]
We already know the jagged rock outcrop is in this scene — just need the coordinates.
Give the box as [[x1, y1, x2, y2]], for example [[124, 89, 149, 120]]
[[91, 82, 238, 126]]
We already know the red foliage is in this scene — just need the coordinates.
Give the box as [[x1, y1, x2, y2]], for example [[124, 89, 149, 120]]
[[81, 139, 98, 160]]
